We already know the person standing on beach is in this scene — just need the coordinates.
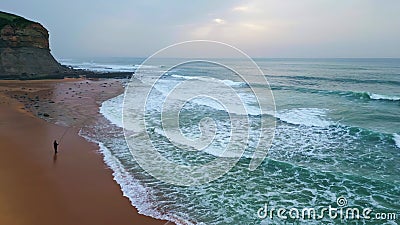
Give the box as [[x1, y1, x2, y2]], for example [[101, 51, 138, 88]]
[[53, 140, 59, 154]]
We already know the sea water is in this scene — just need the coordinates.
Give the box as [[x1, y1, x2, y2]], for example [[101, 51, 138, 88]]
[[63, 58, 400, 224]]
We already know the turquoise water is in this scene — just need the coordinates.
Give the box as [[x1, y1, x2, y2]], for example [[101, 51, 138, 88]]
[[66, 58, 400, 224]]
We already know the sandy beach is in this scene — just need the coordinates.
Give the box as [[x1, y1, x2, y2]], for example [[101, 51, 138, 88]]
[[0, 79, 170, 225]]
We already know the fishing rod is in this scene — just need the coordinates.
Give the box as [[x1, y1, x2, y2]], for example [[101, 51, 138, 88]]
[[58, 125, 71, 143], [58, 117, 94, 144]]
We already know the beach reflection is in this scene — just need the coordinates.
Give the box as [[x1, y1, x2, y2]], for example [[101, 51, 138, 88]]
[[53, 153, 57, 164]]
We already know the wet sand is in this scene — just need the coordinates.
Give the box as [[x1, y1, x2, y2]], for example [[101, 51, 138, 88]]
[[0, 79, 171, 225]]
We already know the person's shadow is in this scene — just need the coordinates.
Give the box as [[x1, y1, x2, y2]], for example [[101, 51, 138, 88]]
[[53, 153, 58, 164]]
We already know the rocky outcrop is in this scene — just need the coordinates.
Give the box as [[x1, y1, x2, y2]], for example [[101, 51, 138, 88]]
[[0, 22, 49, 49], [0, 11, 71, 79]]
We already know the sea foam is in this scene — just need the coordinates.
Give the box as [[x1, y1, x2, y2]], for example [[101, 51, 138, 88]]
[[393, 134, 400, 149], [99, 94, 124, 128], [276, 108, 334, 128], [368, 93, 400, 101], [78, 130, 192, 225]]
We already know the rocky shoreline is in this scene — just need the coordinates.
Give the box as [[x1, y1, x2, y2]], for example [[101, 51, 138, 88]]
[[0, 70, 133, 80]]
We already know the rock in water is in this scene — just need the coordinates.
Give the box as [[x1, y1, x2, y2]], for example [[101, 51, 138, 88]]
[[0, 11, 71, 79]]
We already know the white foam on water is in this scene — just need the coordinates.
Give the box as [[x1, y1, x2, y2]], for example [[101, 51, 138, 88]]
[[171, 74, 246, 87], [99, 94, 124, 128], [153, 76, 263, 116], [393, 133, 400, 149], [221, 79, 246, 87], [132, 73, 271, 117], [60, 59, 159, 73], [99, 84, 257, 160], [151, 79, 181, 97], [171, 74, 203, 80], [368, 93, 400, 101], [66, 62, 135, 72], [132, 64, 159, 69], [78, 131, 193, 225], [276, 108, 334, 127], [186, 93, 263, 116]]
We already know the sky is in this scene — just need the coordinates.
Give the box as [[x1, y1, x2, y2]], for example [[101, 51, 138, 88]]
[[2, 0, 400, 59]]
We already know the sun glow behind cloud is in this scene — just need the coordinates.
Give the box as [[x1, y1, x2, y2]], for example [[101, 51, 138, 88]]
[[180, 0, 400, 57], [213, 18, 226, 25], [185, 1, 291, 54]]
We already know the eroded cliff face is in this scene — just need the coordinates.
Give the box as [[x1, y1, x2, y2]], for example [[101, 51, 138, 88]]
[[0, 12, 70, 78], [0, 23, 49, 49]]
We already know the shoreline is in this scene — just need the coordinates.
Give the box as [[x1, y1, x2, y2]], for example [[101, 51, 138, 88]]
[[0, 78, 172, 225]]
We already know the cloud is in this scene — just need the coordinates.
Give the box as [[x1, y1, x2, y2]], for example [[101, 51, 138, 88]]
[[213, 18, 226, 25], [240, 22, 265, 31], [180, 0, 400, 57], [232, 6, 249, 12], [5, 0, 398, 57]]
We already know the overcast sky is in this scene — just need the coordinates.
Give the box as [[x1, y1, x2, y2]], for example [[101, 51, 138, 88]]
[[2, 0, 400, 59]]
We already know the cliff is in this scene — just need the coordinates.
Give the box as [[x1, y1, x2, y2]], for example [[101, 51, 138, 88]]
[[0, 11, 71, 79]]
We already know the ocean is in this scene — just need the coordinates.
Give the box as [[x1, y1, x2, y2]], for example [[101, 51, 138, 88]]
[[61, 58, 400, 224]]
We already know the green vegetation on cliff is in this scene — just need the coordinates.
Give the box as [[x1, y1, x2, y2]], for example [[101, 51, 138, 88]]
[[0, 11, 37, 29]]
